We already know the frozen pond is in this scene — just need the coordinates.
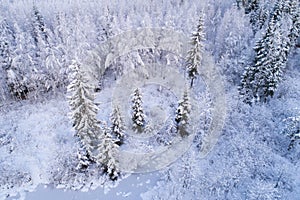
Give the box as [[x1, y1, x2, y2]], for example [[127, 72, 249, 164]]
[[9, 173, 160, 200]]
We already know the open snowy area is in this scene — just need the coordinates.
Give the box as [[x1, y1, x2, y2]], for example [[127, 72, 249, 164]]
[[0, 0, 299, 199]]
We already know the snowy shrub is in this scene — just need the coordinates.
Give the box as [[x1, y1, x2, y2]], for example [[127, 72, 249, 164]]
[[282, 115, 300, 150], [246, 180, 281, 200]]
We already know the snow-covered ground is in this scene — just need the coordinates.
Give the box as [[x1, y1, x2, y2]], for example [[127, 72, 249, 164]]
[[2, 60, 300, 200]]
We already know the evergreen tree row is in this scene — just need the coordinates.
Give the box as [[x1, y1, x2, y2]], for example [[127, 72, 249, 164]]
[[68, 61, 125, 180], [68, 64, 194, 179]]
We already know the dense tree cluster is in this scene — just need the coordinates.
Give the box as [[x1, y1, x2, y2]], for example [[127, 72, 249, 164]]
[[0, 0, 299, 197], [239, 0, 300, 104], [68, 61, 123, 179]]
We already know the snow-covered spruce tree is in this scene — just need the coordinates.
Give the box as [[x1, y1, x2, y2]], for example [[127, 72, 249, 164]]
[[27, 6, 65, 98], [186, 14, 205, 88], [67, 60, 100, 168], [43, 47, 64, 93], [175, 87, 191, 137], [239, 9, 286, 104], [6, 68, 29, 100], [100, 10, 115, 42], [96, 124, 120, 181], [7, 22, 37, 100], [0, 19, 13, 100], [243, 0, 259, 14], [252, 6, 269, 33], [272, 0, 284, 21], [76, 143, 93, 171], [131, 88, 145, 132], [0, 20, 13, 70], [286, 0, 300, 50], [239, 64, 256, 104], [242, 0, 269, 32], [31, 6, 48, 46], [110, 106, 125, 146], [30, 6, 59, 97]]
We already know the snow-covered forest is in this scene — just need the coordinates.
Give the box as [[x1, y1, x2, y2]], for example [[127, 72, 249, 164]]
[[0, 0, 299, 199]]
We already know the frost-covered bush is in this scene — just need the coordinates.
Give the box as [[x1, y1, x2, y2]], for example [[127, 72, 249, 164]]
[[282, 115, 300, 150]]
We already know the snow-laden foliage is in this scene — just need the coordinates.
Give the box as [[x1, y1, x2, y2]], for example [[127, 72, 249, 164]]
[[239, 0, 299, 104], [215, 6, 254, 85], [96, 124, 120, 181], [175, 87, 191, 137], [110, 106, 125, 146], [0, 19, 12, 101], [282, 115, 300, 150], [142, 87, 300, 199], [0, 0, 299, 199], [240, 17, 285, 103], [248, 0, 270, 32], [186, 14, 205, 87], [67, 61, 100, 161], [131, 88, 145, 131], [286, 0, 300, 50]]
